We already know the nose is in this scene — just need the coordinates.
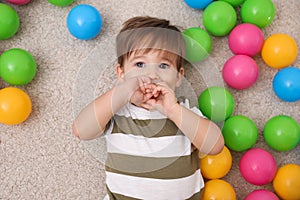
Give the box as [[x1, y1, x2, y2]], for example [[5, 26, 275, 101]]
[[146, 64, 159, 79]]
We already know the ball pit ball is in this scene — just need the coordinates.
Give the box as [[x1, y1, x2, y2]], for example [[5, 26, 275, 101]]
[[245, 189, 279, 200], [183, 0, 213, 9], [200, 146, 232, 179], [240, 0, 276, 28], [273, 164, 300, 200], [261, 33, 298, 69], [0, 87, 32, 125], [201, 179, 236, 200], [273, 66, 300, 102], [67, 4, 103, 40], [48, 0, 74, 7], [239, 148, 277, 186], [228, 23, 264, 56], [198, 86, 235, 123], [0, 48, 37, 85], [222, 55, 259, 90], [202, 1, 237, 36], [182, 27, 212, 63], [263, 115, 300, 152], [222, 115, 258, 152], [0, 3, 19, 40], [6, 0, 30, 5], [218, 0, 245, 7]]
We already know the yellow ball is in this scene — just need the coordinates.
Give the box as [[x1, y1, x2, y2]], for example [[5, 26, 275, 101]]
[[273, 164, 300, 200], [0, 87, 32, 125], [261, 33, 298, 69], [200, 146, 232, 179], [201, 179, 236, 200]]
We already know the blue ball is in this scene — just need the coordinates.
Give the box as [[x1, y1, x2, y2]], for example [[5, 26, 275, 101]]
[[184, 0, 213, 9], [273, 66, 300, 102], [67, 4, 102, 40]]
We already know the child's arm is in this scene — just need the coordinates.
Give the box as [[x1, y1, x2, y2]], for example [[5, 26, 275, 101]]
[[72, 77, 154, 140], [142, 83, 224, 155]]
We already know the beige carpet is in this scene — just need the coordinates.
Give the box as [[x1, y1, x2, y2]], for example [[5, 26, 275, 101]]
[[0, 0, 299, 199]]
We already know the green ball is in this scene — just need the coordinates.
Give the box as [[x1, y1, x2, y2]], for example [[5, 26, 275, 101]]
[[0, 3, 19, 40], [240, 0, 276, 28], [0, 48, 37, 85], [222, 115, 258, 152], [218, 0, 245, 7], [182, 27, 212, 63], [263, 115, 300, 152], [198, 86, 235, 122], [202, 1, 237, 36], [48, 0, 74, 6]]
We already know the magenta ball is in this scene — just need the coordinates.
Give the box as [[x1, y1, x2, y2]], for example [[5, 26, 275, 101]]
[[239, 148, 277, 186], [228, 23, 264, 56], [6, 0, 30, 5], [245, 189, 279, 200], [222, 55, 259, 90]]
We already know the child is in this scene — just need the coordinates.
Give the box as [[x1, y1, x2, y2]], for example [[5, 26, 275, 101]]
[[73, 16, 224, 200]]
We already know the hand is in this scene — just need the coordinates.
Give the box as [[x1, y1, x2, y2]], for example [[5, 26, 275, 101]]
[[141, 82, 178, 117]]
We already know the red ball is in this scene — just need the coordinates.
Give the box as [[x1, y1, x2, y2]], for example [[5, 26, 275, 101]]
[[6, 0, 30, 5], [239, 148, 277, 186], [222, 55, 259, 90], [228, 23, 264, 56]]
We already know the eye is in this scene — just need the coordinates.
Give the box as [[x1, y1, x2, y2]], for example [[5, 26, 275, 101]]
[[159, 63, 169, 69], [135, 62, 145, 68]]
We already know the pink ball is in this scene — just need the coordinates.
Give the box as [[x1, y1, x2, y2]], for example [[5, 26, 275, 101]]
[[228, 23, 264, 56], [222, 55, 259, 90], [239, 148, 277, 186], [245, 189, 279, 200], [6, 0, 30, 5]]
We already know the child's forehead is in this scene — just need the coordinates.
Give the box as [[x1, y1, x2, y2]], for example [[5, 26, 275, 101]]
[[128, 49, 178, 60]]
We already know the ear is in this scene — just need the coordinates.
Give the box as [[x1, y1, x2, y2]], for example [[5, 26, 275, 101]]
[[116, 64, 124, 80], [176, 67, 184, 87]]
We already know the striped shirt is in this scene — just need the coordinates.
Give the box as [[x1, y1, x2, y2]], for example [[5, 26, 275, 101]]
[[103, 99, 204, 200]]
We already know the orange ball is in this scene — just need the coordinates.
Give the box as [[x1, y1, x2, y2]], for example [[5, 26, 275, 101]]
[[200, 146, 232, 179], [0, 87, 32, 125], [201, 179, 236, 200], [273, 164, 300, 200], [261, 33, 298, 69]]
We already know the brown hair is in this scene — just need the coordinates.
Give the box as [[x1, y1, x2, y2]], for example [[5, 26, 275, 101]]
[[116, 16, 185, 71]]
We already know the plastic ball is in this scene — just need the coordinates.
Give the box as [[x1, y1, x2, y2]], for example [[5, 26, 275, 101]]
[[0, 48, 37, 85], [263, 115, 300, 152], [183, 0, 213, 9], [222, 115, 258, 152], [202, 1, 237, 36], [198, 86, 235, 123], [201, 179, 236, 200], [245, 189, 279, 200], [6, 0, 30, 5], [261, 33, 298, 69], [218, 0, 245, 7], [200, 146, 232, 179], [222, 55, 259, 90], [67, 4, 103, 40], [272, 67, 300, 102], [239, 148, 277, 186], [0, 3, 19, 40], [240, 0, 275, 28], [273, 164, 300, 200], [182, 27, 212, 63], [48, 0, 73, 6], [0, 87, 32, 125], [228, 23, 264, 56]]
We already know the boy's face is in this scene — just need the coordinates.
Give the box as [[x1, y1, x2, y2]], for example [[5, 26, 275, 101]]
[[117, 50, 184, 91]]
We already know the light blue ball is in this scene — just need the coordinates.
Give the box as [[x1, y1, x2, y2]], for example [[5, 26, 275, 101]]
[[67, 4, 102, 40], [273, 66, 300, 102], [184, 0, 213, 9]]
